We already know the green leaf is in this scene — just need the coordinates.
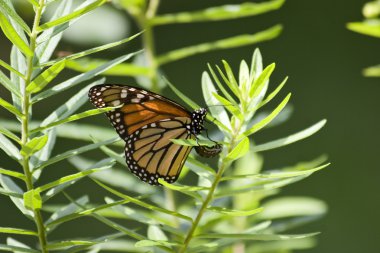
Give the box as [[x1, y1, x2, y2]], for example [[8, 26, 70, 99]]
[[20, 135, 48, 157], [0, 168, 25, 181], [45, 196, 89, 231], [0, 1, 31, 35], [225, 137, 249, 161], [207, 206, 263, 217], [37, 0, 107, 31], [40, 31, 143, 67], [148, 225, 168, 241], [347, 20, 380, 38], [0, 58, 24, 78], [0, 227, 37, 236], [94, 180, 193, 222], [0, 175, 35, 216], [243, 93, 291, 136], [158, 179, 205, 200], [0, 12, 32, 57], [202, 72, 231, 128], [170, 138, 217, 147], [30, 107, 116, 134], [47, 241, 95, 250], [6, 237, 33, 253], [26, 0, 39, 6], [212, 92, 242, 119], [65, 58, 150, 76], [150, 0, 285, 25], [0, 244, 39, 253], [363, 64, 380, 77], [0, 133, 21, 160], [157, 25, 283, 65], [23, 189, 42, 210], [0, 126, 20, 144], [253, 119, 327, 152], [259, 197, 327, 220], [196, 232, 320, 240], [26, 60, 66, 93], [257, 76, 287, 109], [37, 165, 112, 193], [32, 51, 141, 103], [135, 240, 178, 248], [33, 137, 118, 173], [249, 63, 275, 98], [45, 199, 130, 229], [164, 76, 201, 110], [0, 187, 23, 198], [207, 63, 236, 103], [0, 70, 22, 97], [250, 48, 263, 82], [221, 60, 241, 98], [0, 97, 23, 117]]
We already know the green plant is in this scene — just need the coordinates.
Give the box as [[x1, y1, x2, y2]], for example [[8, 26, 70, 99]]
[[347, 0, 380, 76], [0, 0, 327, 252]]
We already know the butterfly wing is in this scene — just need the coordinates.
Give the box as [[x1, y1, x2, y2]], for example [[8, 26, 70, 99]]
[[88, 84, 194, 185], [125, 117, 194, 185]]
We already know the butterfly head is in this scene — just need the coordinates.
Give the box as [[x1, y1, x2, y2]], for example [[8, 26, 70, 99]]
[[191, 108, 207, 135]]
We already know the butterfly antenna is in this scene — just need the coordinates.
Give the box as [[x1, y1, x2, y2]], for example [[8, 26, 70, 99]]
[[204, 128, 219, 144]]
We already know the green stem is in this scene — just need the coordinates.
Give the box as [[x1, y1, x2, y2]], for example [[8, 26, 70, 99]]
[[179, 121, 242, 252], [22, 1, 48, 252]]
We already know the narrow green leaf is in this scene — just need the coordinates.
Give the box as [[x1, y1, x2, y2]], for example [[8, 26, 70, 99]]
[[202, 72, 231, 128], [363, 64, 380, 77], [0, 244, 39, 253], [347, 20, 380, 38], [30, 107, 116, 134], [20, 135, 48, 157], [157, 25, 283, 65], [164, 77, 201, 110], [0, 227, 37, 236], [207, 63, 236, 103], [222, 163, 329, 181], [212, 92, 242, 119], [221, 60, 241, 98], [94, 180, 193, 222], [65, 58, 150, 76], [257, 76, 287, 109], [60, 233, 126, 253], [23, 189, 42, 210], [0, 168, 25, 181], [259, 197, 327, 220], [0, 187, 23, 198], [0, 133, 21, 160], [226, 137, 249, 161], [158, 179, 205, 200], [47, 241, 95, 250], [207, 206, 263, 217], [40, 31, 143, 67], [243, 93, 291, 136], [0, 1, 31, 35], [27, 60, 66, 93], [32, 52, 141, 103], [0, 13, 32, 57], [0, 58, 24, 78], [26, 0, 39, 6], [170, 138, 216, 147], [37, 165, 112, 192], [148, 225, 168, 241], [37, 0, 107, 31], [0, 97, 23, 117], [0, 126, 20, 143], [33, 137, 118, 173], [45, 196, 89, 231], [46, 199, 129, 228], [135, 240, 178, 248], [249, 63, 275, 97], [0, 176, 33, 217], [0, 70, 22, 97], [253, 120, 327, 152], [196, 232, 320, 240], [150, 0, 285, 25]]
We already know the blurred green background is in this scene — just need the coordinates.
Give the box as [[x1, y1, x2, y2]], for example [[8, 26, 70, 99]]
[[1, 0, 379, 252]]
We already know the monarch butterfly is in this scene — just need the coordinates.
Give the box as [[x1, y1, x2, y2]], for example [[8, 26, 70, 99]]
[[88, 84, 221, 185]]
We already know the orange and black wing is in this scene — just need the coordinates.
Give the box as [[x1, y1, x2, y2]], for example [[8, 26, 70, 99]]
[[125, 117, 194, 184], [88, 84, 191, 140]]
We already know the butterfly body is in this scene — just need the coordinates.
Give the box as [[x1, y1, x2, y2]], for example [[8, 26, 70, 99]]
[[88, 84, 210, 185]]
